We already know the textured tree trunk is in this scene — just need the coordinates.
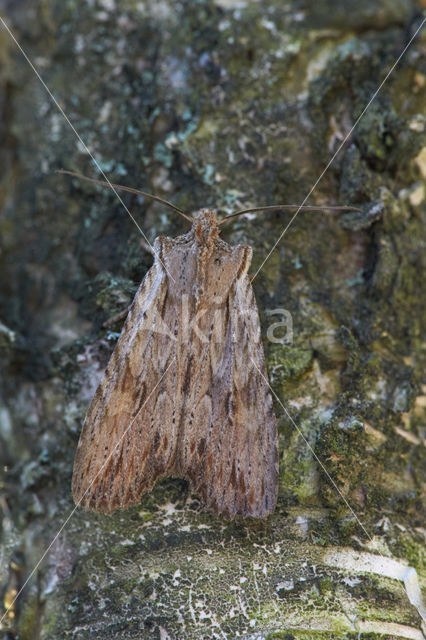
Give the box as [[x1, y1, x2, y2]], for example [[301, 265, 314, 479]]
[[0, 1, 425, 639]]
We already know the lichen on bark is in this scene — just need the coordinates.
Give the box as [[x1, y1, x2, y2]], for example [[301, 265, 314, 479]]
[[0, 1, 425, 639]]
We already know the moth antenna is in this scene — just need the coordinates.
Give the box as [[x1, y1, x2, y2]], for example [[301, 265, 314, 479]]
[[219, 203, 362, 224], [57, 169, 194, 223]]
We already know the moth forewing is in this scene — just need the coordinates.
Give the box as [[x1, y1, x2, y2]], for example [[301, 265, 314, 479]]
[[72, 209, 278, 518]]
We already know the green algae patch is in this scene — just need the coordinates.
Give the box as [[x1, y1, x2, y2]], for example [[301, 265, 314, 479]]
[[269, 345, 314, 385]]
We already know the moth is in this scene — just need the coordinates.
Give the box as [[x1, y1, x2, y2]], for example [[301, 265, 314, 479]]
[[63, 171, 358, 518]]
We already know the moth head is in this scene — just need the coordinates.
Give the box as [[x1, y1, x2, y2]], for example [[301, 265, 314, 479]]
[[192, 208, 220, 245]]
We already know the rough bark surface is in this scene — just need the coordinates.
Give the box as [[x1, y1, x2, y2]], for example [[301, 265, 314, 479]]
[[0, 1, 425, 639]]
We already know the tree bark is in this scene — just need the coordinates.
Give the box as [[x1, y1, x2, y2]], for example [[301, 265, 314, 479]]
[[0, 1, 425, 638]]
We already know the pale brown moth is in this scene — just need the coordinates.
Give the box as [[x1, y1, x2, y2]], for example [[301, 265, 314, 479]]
[[63, 170, 359, 518]]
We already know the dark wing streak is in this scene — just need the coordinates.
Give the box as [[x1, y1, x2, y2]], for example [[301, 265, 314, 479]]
[[179, 319, 216, 479], [208, 272, 277, 517], [100, 355, 174, 511], [182, 260, 253, 515], [124, 284, 180, 499], [72, 255, 179, 513], [76, 266, 161, 507], [197, 305, 235, 511], [214, 310, 240, 515], [204, 263, 254, 515], [217, 277, 251, 515], [97, 268, 169, 510], [238, 275, 278, 515], [122, 285, 171, 498], [191, 289, 242, 515], [147, 332, 178, 483], [190, 298, 230, 502], [240, 277, 264, 513]]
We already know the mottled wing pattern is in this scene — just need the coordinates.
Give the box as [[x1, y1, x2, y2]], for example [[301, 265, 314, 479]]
[[179, 248, 278, 517], [73, 226, 277, 518], [72, 240, 179, 513]]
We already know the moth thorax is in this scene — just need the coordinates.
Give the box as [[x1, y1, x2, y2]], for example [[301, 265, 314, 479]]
[[193, 209, 219, 247]]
